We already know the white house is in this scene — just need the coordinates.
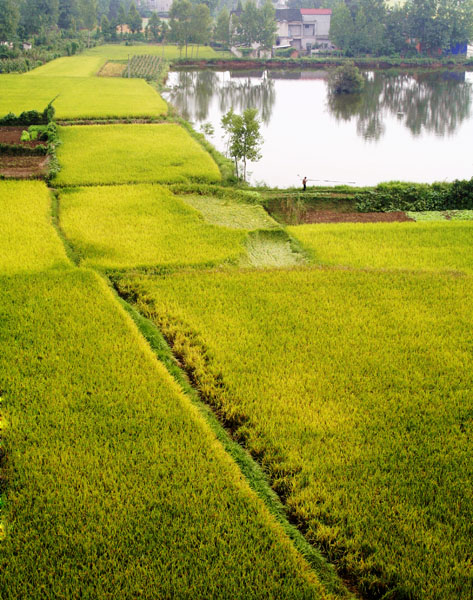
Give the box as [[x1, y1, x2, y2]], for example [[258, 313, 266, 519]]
[[275, 8, 332, 52]]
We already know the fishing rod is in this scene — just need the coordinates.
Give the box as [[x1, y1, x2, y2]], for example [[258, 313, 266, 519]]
[[298, 174, 357, 185]]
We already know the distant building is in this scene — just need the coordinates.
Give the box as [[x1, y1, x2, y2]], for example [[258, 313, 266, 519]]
[[275, 8, 333, 52]]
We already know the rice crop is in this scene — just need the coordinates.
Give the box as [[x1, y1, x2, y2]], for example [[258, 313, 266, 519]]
[[59, 184, 246, 269], [0, 268, 328, 599], [27, 56, 107, 77], [84, 44, 221, 61], [115, 267, 473, 600], [407, 210, 473, 221], [288, 221, 473, 273], [0, 180, 69, 273], [0, 75, 167, 120], [54, 124, 221, 186]]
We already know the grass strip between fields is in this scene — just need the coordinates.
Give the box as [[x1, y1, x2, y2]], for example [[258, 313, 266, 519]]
[[0, 269, 330, 599]]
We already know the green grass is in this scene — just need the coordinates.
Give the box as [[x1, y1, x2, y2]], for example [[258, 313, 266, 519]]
[[0, 180, 70, 274], [0, 268, 329, 599], [115, 267, 473, 599], [54, 124, 221, 186], [84, 43, 222, 61], [179, 192, 279, 230], [407, 210, 473, 222], [0, 75, 167, 119], [27, 56, 107, 77], [59, 184, 247, 269], [288, 221, 473, 273]]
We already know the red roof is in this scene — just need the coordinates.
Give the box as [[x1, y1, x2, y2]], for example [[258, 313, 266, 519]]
[[300, 8, 332, 14]]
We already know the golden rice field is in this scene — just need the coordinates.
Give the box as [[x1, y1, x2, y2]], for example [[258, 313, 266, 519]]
[[54, 124, 221, 186], [289, 221, 473, 273], [0, 180, 69, 274], [114, 266, 473, 600], [0, 269, 328, 599], [0, 75, 167, 119], [59, 184, 247, 269]]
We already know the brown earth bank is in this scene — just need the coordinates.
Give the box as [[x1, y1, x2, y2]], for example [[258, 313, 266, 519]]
[[0, 126, 46, 148], [0, 155, 49, 178], [297, 210, 413, 223]]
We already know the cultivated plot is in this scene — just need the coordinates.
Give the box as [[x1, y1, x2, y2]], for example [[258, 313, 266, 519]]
[[59, 184, 246, 269], [84, 43, 222, 61], [0, 180, 69, 274], [0, 75, 167, 119], [0, 269, 328, 599], [115, 267, 473, 600], [54, 124, 221, 186], [289, 221, 473, 273], [27, 55, 107, 77]]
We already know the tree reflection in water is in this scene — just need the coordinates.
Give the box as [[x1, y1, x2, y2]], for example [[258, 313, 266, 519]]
[[327, 70, 472, 141], [165, 69, 276, 124]]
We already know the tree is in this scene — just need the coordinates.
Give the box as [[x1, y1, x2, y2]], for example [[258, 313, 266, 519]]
[[101, 13, 111, 39], [237, 0, 258, 46], [169, 0, 193, 56], [214, 7, 230, 46], [127, 1, 142, 34], [192, 4, 212, 55], [58, 0, 79, 29], [330, 2, 355, 53], [221, 107, 263, 181], [21, 0, 59, 35], [328, 60, 365, 93], [80, 0, 97, 46], [255, 0, 277, 51], [148, 11, 161, 41], [0, 0, 19, 41], [117, 1, 127, 35]]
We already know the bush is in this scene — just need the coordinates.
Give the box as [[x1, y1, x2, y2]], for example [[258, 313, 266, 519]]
[[0, 99, 56, 126], [328, 61, 364, 94]]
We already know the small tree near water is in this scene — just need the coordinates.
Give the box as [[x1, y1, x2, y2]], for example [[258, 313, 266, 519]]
[[328, 61, 365, 94], [221, 108, 263, 182]]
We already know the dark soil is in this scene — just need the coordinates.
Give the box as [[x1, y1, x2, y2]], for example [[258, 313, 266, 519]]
[[301, 210, 413, 223], [0, 126, 45, 148], [0, 155, 49, 178]]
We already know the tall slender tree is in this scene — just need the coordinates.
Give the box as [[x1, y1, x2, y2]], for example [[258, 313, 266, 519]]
[[0, 0, 20, 40]]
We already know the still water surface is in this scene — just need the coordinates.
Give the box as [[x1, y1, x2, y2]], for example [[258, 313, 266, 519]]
[[164, 69, 473, 188]]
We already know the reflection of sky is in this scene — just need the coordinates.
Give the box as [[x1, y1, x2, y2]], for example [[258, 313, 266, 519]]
[[165, 71, 473, 188]]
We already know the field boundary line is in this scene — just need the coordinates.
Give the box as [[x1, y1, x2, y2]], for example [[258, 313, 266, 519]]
[[111, 283, 355, 600], [50, 188, 81, 266]]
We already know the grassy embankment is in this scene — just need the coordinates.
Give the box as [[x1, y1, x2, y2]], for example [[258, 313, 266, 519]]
[[0, 180, 338, 598], [114, 265, 473, 600]]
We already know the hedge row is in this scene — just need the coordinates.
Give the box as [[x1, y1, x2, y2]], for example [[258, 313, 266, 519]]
[[356, 179, 473, 212]]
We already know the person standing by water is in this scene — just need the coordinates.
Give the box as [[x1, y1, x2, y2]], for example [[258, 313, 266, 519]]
[[302, 176, 308, 191]]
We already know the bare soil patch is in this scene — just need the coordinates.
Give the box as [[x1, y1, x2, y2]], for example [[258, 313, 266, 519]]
[[0, 155, 49, 178], [0, 126, 45, 148], [298, 210, 413, 224]]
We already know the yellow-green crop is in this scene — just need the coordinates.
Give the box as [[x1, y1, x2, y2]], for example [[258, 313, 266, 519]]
[[59, 185, 247, 269], [27, 56, 107, 77], [0, 75, 167, 119], [289, 221, 473, 273], [84, 43, 222, 61], [55, 124, 221, 186], [115, 267, 473, 600], [0, 269, 328, 599], [0, 180, 69, 274]]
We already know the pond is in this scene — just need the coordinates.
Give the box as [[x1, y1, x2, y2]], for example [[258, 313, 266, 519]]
[[163, 68, 473, 188]]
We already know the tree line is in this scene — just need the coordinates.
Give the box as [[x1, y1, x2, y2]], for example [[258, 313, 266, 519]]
[[330, 0, 473, 56]]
